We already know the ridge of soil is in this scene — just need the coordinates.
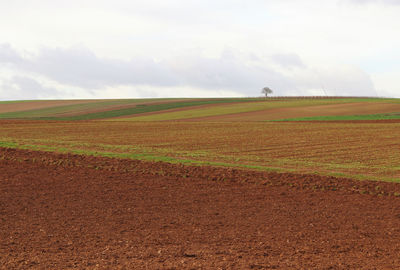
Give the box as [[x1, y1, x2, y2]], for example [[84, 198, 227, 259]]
[[1, 148, 400, 269]]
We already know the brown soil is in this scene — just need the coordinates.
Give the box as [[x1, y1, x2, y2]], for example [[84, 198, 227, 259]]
[[0, 100, 102, 114], [55, 99, 190, 118], [111, 99, 260, 120], [0, 120, 398, 181], [189, 102, 400, 121], [294, 119, 400, 124], [109, 99, 213, 120], [1, 148, 400, 269]]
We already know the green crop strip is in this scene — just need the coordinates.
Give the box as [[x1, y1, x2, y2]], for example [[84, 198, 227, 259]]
[[30, 99, 257, 120], [0, 98, 257, 120], [0, 99, 178, 119], [1, 97, 398, 120], [119, 99, 333, 121], [1, 141, 398, 183], [117, 97, 400, 121], [0, 100, 40, 104], [0, 142, 284, 172], [275, 112, 400, 122]]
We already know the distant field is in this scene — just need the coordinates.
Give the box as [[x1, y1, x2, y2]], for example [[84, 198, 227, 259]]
[[0, 98, 181, 119], [0, 120, 398, 182], [119, 99, 400, 122], [0, 98, 256, 120], [276, 112, 400, 121], [0, 97, 399, 121], [0, 97, 399, 182]]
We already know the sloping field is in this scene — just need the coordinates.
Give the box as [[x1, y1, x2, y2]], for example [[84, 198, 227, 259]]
[[0, 120, 398, 181], [276, 112, 400, 121], [1, 97, 399, 121], [114, 98, 400, 121], [0, 98, 257, 120], [0, 98, 182, 119], [187, 102, 400, 122], [0, 99, 103, 114], [1, 99, 399, 268], [2, 148, 400, 269]]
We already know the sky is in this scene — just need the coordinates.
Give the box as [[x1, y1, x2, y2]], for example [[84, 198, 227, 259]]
[[0, 0, 399, 100]]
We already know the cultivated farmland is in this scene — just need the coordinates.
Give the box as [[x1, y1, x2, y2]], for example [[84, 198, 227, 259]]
[[1, 97, 400, 268], [1, 97, 400, 121], [0, 120, 399, 181]]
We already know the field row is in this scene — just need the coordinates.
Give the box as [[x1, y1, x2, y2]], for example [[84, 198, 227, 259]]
[[1, 97, 399, 121], [0, 121, 398, 181]]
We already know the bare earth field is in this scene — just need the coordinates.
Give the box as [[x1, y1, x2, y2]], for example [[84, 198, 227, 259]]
[[0, 100, 118, 114], [1, 148, 400, 269], [0, 98, 399, 269], [2, 98, 399, 121], [188, 102, 400, 122], [0, 121, 398, 181]]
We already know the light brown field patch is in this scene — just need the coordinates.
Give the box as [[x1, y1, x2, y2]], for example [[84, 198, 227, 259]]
[[0, 100, 104, 114], [187, 102, 400, 121], [0, 120, 398, 181], [54, 99, 189, 117], [112, 99, 256, 119]]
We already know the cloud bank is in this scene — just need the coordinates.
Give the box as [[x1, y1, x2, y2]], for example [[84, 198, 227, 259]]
[[0, 0, 399, 99], [0, 44, 379, 99]]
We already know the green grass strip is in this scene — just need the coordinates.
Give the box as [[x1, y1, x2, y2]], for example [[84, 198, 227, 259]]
[[274, 112, 400, 122], [0, 99, 177, 119], [1, 141, 399, 183], [28, 99, 257, 120], [0, 100, 40, 104], [1, 97, 399, 120], [116, 97, 399, 121]]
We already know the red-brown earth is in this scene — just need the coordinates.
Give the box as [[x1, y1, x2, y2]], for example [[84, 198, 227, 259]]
[[1, 148, 400, 269]]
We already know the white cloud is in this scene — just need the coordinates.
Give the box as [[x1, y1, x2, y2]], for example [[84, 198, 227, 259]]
[[0, 44, 379, 99], [0, 0, 399, 99], [0, 76, 60, 100], [270, 53, 306, 69], [289, 66, 377, 97], [348, 0, 400, 5]]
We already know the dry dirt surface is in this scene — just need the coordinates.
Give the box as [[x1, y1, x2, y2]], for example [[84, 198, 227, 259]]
[[1, 148, 400, 269]]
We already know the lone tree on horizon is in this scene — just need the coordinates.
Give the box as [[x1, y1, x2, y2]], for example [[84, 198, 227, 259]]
[[262, 87, 273, 97]]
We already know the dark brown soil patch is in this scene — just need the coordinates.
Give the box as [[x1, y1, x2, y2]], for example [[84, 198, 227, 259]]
[[1, 148, 400, 269]]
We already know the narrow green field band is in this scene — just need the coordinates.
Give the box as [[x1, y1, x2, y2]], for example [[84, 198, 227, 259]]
[[1, 97, 399, 120], [0, 142, 398, 183], [0, 99, 176, 119], [0, 99, 258, 120], [275, 112, 400, 121]]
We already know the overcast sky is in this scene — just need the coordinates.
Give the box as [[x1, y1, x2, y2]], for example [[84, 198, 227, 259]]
[[0, 0, 399, 100]]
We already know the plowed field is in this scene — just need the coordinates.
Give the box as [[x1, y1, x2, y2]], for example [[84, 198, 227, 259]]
[[0, 100, 102, 114], [124, 101, 400, 122], [1, 98, 400, 121], [0, 121, 398, 181], [1, 148, 400, 269]]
